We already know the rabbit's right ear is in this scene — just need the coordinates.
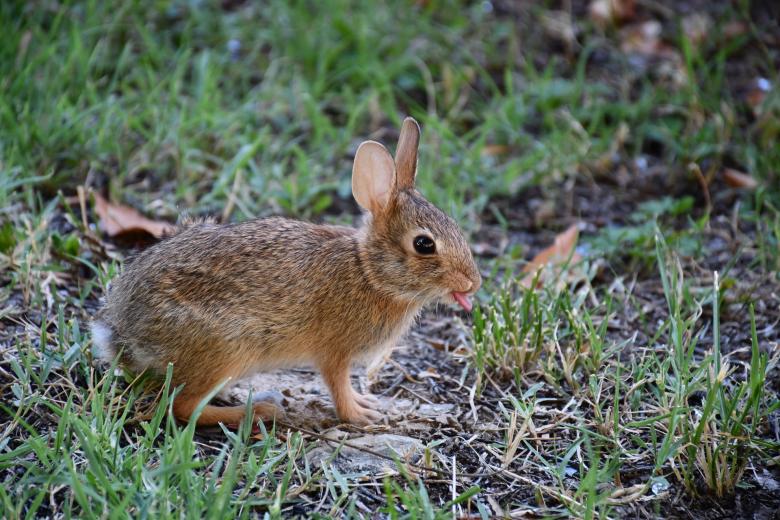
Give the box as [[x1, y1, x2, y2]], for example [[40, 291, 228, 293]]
[[394, 117, 420, 189], [352, 141, 396, 213]]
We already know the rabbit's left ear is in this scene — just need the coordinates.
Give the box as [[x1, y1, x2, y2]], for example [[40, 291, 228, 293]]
[[394, 117, 420, 189]]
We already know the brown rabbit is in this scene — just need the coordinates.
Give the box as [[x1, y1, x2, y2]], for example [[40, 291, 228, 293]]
[[91, 117, 481, 427]]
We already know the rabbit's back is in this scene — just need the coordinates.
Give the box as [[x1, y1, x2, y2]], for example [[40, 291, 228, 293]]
[[98, 217, 375, 373]]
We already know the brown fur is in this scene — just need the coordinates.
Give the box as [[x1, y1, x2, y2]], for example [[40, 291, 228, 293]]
[[92, 117, 481, 427]]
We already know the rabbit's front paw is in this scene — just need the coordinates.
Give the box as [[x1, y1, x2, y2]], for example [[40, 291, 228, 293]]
[[337, 399, 382, 425], [352, 391, 380, 409]]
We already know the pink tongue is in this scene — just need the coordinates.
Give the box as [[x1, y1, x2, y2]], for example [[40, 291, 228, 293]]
[[452, 292, 473, 312]]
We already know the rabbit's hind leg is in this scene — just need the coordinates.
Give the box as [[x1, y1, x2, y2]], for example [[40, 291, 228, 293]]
[[169, 357, 280, 427], [172, 389, 280, 427]]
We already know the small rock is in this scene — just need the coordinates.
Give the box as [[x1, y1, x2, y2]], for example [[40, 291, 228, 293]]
[[387, 398, 416, 416], [227, 38, 241, 60], [307, 433, 424, 475], [417, 403, 455, 417]]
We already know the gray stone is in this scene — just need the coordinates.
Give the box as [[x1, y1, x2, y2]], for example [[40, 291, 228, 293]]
[[307, 432, 424, 475], [417, 403, 455, 416]]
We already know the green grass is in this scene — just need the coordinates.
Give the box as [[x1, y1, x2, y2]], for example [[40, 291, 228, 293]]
[[471, 233, 778, 517], [2, 0, 780, 518]]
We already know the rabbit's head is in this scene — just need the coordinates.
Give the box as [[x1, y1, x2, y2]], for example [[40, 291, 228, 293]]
[[352, 117, 481, 311]]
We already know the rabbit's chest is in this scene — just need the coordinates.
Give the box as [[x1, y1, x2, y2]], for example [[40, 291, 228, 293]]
[[359, 307, 419, 355]]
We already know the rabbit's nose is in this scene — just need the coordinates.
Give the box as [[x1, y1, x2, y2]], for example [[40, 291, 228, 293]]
[[463, 275, 482, 294]]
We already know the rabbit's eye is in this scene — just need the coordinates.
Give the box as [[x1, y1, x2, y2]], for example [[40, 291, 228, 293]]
[[413, 235, 436, 255]]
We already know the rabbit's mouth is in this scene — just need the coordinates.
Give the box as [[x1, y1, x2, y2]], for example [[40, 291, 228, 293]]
[[451, 292, 473, 312]]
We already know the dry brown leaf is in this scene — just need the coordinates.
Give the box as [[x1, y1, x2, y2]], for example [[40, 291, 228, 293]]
[[521, 224, 582, 289], [93, 192, 175, 239], [481, 144, 510, 157], [722, 168, 759, 190]]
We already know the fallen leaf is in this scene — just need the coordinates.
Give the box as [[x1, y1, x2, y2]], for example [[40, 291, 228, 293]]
[[481, 144, 510, 157], [722, 168, 759, 190], [521, 224, 582, 289], [589, 0, 635, 28], [93, 192, 175, 239]]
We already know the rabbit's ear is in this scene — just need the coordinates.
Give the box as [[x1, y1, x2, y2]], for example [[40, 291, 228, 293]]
[[394, 117, 420, 189], [352, 141, 396, 212]]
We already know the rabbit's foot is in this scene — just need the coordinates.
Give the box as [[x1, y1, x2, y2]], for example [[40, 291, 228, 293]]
[[321, 360, 382, 425], [352, 391, 380, 409], [338, 399, 382, 425], [251, 400, 282, 419]]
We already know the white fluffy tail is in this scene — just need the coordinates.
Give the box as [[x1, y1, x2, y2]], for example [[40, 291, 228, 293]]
[[90, 320, 116, 362]]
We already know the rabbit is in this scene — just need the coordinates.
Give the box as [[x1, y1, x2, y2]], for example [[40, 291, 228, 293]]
[[91, 117, 482, 427]]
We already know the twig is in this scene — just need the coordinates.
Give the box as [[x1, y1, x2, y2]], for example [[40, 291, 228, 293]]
[[222, 166, 244, 222], [689, 162, 711, 213]]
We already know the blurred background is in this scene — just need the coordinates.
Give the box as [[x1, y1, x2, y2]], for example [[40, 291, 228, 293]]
[[2, 1, 780, 518], [4, 1, 777, 229]]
